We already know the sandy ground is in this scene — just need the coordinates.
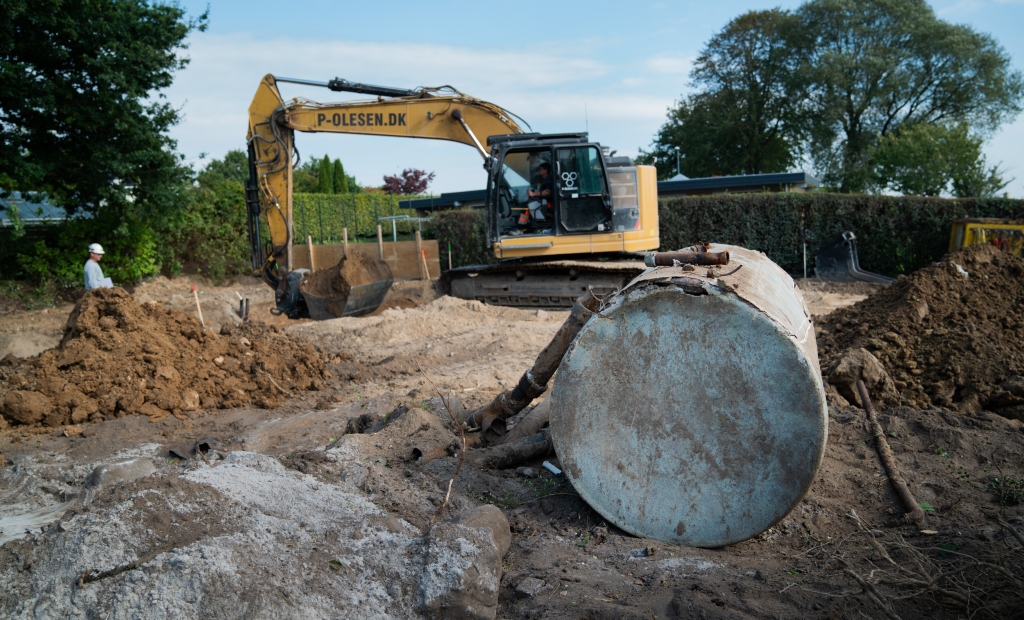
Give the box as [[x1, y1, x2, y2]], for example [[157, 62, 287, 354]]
[[1, 275, 1021, 619]]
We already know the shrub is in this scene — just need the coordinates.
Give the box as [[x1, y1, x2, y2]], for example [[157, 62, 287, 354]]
[[430, 210, 496, 269]]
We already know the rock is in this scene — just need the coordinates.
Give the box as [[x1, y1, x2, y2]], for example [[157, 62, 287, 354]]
[[181, 389, 201, 411], [85, 458, 156, 490], [514, 577, 546, 599], [516, 466, 540, 479], [453, 505, 511, 557], [535, 310, 549, 321], [421, 505, 511, 619], [70, 397, 99, 423], [2, 390, 52, 425], [156, 365, 180, 383], [827, 348, 899, 406], [138, 402, 170, 422]]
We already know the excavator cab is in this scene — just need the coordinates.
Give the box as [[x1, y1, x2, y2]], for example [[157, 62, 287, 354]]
[[486, 133, 641, 252]]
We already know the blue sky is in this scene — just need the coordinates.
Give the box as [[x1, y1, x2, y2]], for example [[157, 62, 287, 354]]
[[164, 0, 1024, 196]]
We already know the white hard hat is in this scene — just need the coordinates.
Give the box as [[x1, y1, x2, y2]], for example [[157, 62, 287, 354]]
[[88, 243, 105, 255]]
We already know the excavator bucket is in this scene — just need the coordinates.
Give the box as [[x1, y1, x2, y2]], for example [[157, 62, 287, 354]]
[[299, 253, 394, 320], [814, 231, 893, 285]]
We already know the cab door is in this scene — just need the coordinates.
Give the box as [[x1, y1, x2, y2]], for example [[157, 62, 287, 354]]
[[555, 145, 613, 235]]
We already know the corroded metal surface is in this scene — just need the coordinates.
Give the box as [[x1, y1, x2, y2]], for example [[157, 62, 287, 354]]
[[549, 244, 827, 547]]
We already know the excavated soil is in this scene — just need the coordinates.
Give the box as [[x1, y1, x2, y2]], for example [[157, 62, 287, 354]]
[[302, 252, 394, 297], [818, 244, 1024, 415], [0, 288, 328, 428], [1, 278, 1021, 620]]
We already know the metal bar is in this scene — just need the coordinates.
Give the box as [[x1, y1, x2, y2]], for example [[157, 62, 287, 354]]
[[644, 250, 730, 267]]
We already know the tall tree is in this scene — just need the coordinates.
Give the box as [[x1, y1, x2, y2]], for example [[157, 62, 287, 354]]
[[642, 10, 802, 179], [197, 150, 248, 186], [0, 0, 206, 215], [791, 0, 1023, 192], [333, 159, 349, 194], [316, 155, 334, 194]]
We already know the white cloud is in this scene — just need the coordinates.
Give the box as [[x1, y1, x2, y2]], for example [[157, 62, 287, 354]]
[[162, 33, 675, 192], [644, 55, 694, 75]]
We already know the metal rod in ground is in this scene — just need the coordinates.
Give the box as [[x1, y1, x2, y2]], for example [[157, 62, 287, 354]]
[[468, 289, 601, 439], [377, 225, 384, 260], [856, 379, 926, 525]]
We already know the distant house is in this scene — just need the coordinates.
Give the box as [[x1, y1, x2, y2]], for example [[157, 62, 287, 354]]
[[399, 171, 820, 215], [0, 191, 76, 227]]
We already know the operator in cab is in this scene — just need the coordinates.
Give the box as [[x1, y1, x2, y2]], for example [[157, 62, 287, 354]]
[[523, 162, 554, 223], [84, 243, 114, 291]]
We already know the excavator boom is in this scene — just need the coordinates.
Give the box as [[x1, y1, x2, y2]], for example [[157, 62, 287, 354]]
[[246, 74, 526, 286]]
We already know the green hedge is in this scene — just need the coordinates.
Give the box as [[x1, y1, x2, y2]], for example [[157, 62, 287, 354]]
[[292, 193, 425, 243], [660, 194, 1024, 276], [431, 210, 497, 269], [437, 193, 1024, 276]]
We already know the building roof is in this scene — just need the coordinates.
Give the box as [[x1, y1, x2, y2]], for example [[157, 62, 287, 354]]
[[0, 191, 77, 227], [657, 171, 819, 195], [399, 171, 821, 211]]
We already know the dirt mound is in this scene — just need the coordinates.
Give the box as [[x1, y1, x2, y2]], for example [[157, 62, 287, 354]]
[[302, 252, 393, 297], [0, 288, 328, 428], [817, 244, 1024, 414]]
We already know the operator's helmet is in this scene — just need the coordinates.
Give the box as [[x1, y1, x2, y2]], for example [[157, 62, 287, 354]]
[[88, 243, 105, 255]]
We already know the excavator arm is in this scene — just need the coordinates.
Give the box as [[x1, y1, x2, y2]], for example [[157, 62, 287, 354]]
[[245, 74, 526, 287]]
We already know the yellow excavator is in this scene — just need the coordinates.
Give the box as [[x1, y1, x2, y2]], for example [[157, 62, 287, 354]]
[[246, 74, 660, 314]]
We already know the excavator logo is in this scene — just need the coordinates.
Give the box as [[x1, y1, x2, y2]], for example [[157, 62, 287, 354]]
[[315, 112, 407, 128], [561, 171, 578, 190]]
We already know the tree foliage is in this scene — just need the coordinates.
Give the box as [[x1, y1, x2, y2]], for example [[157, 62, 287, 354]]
[[382, 169, 435, 195], [642, 10, 802, 179], [0, 0, 206, 213], [644, 1, 1022, 195], [873, 124, 1009, 198], [316, 156, 334, 194], [332, 159, 349, 194], [791, 0, 1023, 192]]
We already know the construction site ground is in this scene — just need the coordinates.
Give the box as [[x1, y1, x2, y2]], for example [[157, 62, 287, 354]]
[[1, 273, 1022, 619]]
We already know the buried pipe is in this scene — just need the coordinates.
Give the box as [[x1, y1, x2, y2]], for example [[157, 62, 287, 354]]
[[468, 290, 600, 439], [467, 431, 552, 470], [494, 399, 551, 446]]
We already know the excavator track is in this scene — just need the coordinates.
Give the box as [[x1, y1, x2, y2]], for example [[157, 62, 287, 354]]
[[444, 258, 648, 308]]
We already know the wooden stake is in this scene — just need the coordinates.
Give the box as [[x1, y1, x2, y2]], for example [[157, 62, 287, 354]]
[[415, 231, 428, 280], [856, 380, 926, 525], [306, 235, 316, 272], [342, 227, 349, 257], [376, 225, 384, 260], [191, 284, 205, 328]]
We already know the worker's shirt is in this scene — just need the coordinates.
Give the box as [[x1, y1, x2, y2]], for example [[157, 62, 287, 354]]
[[84, 260, 106, 291]]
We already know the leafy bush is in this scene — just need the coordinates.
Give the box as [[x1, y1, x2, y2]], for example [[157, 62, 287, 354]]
[[15, 208, 159, 288], [661, 193, 1024, 276], [160, 178, 250, 280], [430, 210, 496, 269]]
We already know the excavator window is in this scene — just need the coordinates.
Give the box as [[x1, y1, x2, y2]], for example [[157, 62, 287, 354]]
[[497, 148, 554, 235], [556, 146, 611, 233]]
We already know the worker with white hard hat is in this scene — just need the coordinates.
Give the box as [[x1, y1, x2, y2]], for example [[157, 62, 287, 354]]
[[84, 243, 113, 290]]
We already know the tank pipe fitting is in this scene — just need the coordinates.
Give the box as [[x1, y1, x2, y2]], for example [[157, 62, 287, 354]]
[[467, 289, 601, 435], [644, 250, 730, 268]]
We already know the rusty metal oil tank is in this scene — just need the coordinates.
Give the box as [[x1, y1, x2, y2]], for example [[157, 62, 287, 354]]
[[549, 244, 827, 547]]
